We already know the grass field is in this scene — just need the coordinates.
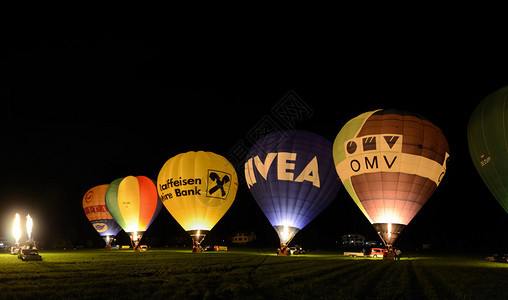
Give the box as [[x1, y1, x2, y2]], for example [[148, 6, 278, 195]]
[[1, 248, 507, 299]]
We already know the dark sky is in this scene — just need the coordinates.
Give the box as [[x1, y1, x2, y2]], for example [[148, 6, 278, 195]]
[[2, 31, 508, 250]]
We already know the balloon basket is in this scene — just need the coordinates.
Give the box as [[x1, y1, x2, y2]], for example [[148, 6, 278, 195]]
[[277, 247, 290, 256], [131, 240, 141, 252], [19, 248, 42, 261], [188, 229, 208, 253], [18, 241, 42, 261], [10, 244, 20, 255], [383, 251, 395, 260]]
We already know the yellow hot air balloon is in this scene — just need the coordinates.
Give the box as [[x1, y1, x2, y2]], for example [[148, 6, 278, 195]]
[[157, 151, 238, 250]]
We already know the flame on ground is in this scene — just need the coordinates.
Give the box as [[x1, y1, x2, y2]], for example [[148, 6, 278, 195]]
[[12, 213, 21, 244], [26, 214, 33, 241]]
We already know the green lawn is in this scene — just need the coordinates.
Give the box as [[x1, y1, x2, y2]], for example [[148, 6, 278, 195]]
[[0, 249, 507, 299]]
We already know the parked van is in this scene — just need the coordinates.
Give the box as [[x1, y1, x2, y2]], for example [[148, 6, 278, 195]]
[[369, 248, 385, 258], [344, 247, 385, 258]]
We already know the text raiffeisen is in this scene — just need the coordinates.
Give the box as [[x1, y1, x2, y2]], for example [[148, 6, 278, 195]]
[[159, 177, 202, 201]]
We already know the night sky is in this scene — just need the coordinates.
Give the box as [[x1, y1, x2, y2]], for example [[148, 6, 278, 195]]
[[2, 31, 508, 251]]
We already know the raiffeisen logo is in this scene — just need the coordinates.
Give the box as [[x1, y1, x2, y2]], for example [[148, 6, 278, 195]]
[[158, 170, 234, 202], [206, 170, 232, 200], [245, 152, 320, 188], [159, 177, 202, 201]]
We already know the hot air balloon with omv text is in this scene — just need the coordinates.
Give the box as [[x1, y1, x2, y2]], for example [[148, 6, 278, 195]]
[[333, 109, 449, 250], [468, 86, 508, 215], [245, 131, 341, 255], [83, 184, 123, 249], [157, 151, 238, 252], [105, 176, 162, 251]]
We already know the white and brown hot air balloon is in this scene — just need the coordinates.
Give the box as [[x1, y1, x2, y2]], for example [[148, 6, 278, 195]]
[[333, 109, 449, 247]]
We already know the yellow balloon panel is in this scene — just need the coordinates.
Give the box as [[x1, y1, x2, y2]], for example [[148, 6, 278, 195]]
[[117, 176, 141, 233], [157, 151, 238, 231]]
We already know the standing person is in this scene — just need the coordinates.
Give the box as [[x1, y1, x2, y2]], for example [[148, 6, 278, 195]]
[[395, 248, 402, 260]]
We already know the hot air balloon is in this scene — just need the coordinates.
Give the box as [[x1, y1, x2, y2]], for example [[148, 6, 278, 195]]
[[468, 86, 508, 213], [245, 131, 341, 251], [105, 176, 162, 250], [333, 109, 449, 248], [83, 184, 123, 248], [157, 151, 238, 252]]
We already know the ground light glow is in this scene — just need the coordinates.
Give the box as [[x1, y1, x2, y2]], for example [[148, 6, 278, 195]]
[[12, 213, 21, 244]]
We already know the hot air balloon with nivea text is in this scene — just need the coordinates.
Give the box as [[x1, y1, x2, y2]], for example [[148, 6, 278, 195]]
[[468, 86, 508, 214], [83, 184, 122, 248], [333, 109, 449, 248], [245, 130, 341, 253], [157, 151, 238, 252], [105, 176, 162, 250]]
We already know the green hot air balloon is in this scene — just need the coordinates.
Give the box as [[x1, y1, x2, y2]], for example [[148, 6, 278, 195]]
[[468, 86, 508, 213]]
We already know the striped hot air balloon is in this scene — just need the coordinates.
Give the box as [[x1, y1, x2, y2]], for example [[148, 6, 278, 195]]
[[333, 109, 449, 247], [105, 176, 162, 248], [82, 184, 122, 247]]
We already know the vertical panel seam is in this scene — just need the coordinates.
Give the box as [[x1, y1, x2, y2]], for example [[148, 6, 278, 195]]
[[481, 101, 508, 199]]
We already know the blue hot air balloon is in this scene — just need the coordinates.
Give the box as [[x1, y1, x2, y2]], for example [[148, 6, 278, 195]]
[[245, 130, 341, 248]]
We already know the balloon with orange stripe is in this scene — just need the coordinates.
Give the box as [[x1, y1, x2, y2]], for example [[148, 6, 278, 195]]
[[82, 184, 122, 247], [105, 176, 162, 245]]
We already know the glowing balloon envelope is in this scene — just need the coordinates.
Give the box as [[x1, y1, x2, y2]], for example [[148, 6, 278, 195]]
[[468, 86, 508, 213], [83, 184, 123, 246], [245, 130, 341, 246], [105, 176, 162, 244], [157, 151, 238, 246], [333, 109, 449, 246]]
